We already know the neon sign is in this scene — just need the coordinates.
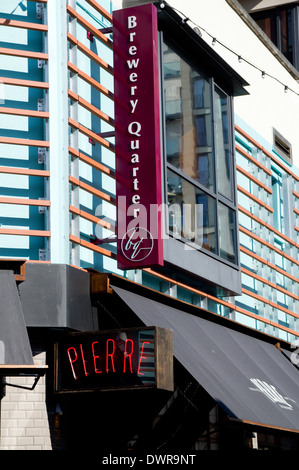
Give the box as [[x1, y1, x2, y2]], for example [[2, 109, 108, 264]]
[[113, 4, 164, 270], [54, 327, 173, 392]]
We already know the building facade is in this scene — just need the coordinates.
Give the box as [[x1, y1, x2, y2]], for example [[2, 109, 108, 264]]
[[0, 0, 298, 451]]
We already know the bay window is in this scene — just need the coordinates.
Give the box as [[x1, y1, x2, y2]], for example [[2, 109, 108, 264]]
[[157, 2, 248, 295], [163, 40, 238, 267]]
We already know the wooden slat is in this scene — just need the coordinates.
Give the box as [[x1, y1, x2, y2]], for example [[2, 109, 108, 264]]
[[67, 33, 113, 75], [85, 0, 113, 23], [242, 287, 299, 319], [241, 266, 298, 300], [0, 47, 48, 60], [69, 205, 115, 231], [68, 118, 114, 152], [68, 90, 114, 126], [67, 4, 112, 49], [0, 166, 49, 177], [240, 245, 298, 283], [0, 76, 49, 89], [236, 164, 272, 194], [69, 175, 115, 204], [0, 106, 49, 119], [0, 18, 48, 32], [235, 143, 272, 176], [0, 136, 49, 147], [70, 234, 116, 258], [68, 62, 113, 100], [69, 147, 115, 178], [239, 224, 299, 266], [237, 185, 274, 213], [144, 268, 299, 337], [238, 204, 299, 249], [0, 228, 50, 237], [0, 197, 50, 206]]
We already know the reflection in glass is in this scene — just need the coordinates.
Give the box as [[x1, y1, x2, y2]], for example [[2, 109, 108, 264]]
[[163, 41, 239, 267], [163, 43, 214, 191], [218, 202, 237, 264], [214, 86, 233, 200], [280, 8, 293, 63], [167, 169, 216, 253]]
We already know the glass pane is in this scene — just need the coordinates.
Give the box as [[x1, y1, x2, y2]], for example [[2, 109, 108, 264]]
[[280, 8, 293, 63], [214, 86, 233, 200], [167, 168, 216, 253], [255, 16, 276, 44], [163, 42, 214, 192], [218, 202, 237, 264]]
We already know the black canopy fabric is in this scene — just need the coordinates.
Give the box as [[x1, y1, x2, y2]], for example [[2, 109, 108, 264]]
[[0, 270, 34, 366], [112, 285, 299, 433]]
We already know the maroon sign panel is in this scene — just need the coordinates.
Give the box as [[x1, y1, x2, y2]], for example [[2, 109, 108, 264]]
[[113, 4, 163, 270]]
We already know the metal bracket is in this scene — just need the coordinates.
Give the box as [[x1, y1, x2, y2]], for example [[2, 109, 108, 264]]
[[2, 375, 41, 392], [36, 3, 43, 20], [87, 31, 94, 42], [38, 147, 45, 164], [99, 27, 113, 34], [37, 98, 45, 112], [0, 377, 6, 399], [90, 234, 117, 245], [39, 249, 47, 261], [37, 59, 46, 69]]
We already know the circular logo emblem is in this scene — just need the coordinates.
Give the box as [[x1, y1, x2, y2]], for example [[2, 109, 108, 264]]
[[121, 227, 154, 262]]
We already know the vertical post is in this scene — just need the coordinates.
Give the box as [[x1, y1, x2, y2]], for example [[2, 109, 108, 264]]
[[0, 377, 5, 399], [68, 0, 80, 267], [47, 0, 70, 264]]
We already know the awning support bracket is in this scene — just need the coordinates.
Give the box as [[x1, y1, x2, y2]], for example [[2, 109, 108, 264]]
[[1, 374, 41, 397]]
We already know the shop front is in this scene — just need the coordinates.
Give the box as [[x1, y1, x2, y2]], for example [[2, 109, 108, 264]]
[[44, 271, 299, 451]]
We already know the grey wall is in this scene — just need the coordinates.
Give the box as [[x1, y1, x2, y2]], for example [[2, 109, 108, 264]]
[[164, 238, 242, 297], [0, 270, 34, 365], [19, 264, 97, 331]]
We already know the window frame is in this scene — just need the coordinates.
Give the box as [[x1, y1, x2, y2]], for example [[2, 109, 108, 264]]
[[160, 33, 239, 269], [251, 4, 299, 70]]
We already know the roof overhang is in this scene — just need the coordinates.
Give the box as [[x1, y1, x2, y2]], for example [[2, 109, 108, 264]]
[[155, 1, 250, 96]]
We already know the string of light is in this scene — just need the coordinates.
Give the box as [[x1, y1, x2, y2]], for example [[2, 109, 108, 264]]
[[159, 1, 299, 97]]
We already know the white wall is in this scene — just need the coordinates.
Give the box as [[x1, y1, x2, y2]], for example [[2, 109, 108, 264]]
[[164, 0, 299, 169], [118, 0, 299, 170]]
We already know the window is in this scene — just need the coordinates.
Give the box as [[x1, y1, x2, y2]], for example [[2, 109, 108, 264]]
[[251, 4, 299, 69], [273, 128, 292, 165], [271, 169, 284, 233], [163, 41, 238, 266]]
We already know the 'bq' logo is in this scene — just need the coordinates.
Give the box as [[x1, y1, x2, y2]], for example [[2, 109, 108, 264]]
[[121, 227, 154, 262]]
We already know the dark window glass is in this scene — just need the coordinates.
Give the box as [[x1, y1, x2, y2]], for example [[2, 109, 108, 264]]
[[252, 6, 298, 67], [163, 43, 214, 192], [218, 202, 237, 264], [163, 41, 238, 266], [280, 8, 293, 63], [214, 86, 233, 200], [167, 168, 216, 253]]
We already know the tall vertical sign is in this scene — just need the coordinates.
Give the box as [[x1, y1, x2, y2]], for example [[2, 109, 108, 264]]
[[113, 4, 163, 270]]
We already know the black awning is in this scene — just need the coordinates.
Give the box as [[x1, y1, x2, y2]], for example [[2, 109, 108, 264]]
[[0, 270, 34, 368], [112, 285, 299, 433]]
